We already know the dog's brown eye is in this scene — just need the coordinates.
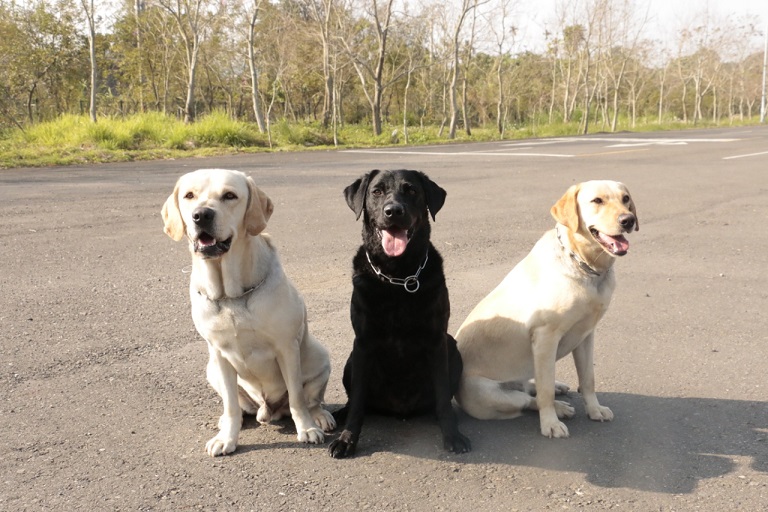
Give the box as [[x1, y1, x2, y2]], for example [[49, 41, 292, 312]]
[[184, 192, 195, 199], [372, 189, 383, 197], [622, 195, 630, 204], [223, 192, 237, 200], [592, 197, 603, 205]]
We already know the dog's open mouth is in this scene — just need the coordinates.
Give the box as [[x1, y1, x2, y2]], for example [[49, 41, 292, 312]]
[[380, 227, 412, 257], [590, 228, 629, 256], [194, 232, 232, 258]]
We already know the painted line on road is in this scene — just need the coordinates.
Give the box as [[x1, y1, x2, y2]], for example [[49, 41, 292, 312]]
[[550, 137, 739, 143], [577, 148, 650, 157], [722, 150, 768, 160], [502, 141, 561, 147], [344, 150, 574, 158]]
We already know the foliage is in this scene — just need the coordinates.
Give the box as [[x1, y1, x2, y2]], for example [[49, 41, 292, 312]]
[[0, 0, 764, 140], [0, 111, 761, 169]]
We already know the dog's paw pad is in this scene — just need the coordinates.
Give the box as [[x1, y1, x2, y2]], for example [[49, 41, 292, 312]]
[[205, 436, 237, 457], [298, 427, 324, 444], [588, 406, 614, 422]]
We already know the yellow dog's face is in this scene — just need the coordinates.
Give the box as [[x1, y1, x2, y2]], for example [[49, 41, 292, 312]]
[[551, 180, 639, 257], [161, 169, 273, 259]]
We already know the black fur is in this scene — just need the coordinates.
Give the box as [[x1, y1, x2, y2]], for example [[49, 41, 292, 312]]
[[329, 169, 471, 459]]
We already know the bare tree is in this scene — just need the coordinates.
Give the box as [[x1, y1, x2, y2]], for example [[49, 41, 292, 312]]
[[133, 0, 146, 112], [337, 0, 399, 136], [446, 0, 487, 139], [157, 0, 215, 123], [79, 0, 98, 122], [244, 0, 266, 131], [486, 0, 518, 136], [302, 0, 340, 129], [598, 0, 649, 132]]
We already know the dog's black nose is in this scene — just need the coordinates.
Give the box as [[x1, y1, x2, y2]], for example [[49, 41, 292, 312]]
[[618, 213, 635, 231], [192, 207, 215, 226], [383, 203, 404, 218]]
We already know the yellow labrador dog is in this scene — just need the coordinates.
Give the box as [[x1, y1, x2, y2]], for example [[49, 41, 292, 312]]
[[162, 169, 335, 456], [455, 180, 638, 438]]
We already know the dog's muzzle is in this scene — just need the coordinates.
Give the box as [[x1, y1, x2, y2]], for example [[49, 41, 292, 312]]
[[191, 206, 232, 258]]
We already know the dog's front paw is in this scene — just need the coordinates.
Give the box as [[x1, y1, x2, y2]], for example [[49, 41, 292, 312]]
[[206, 435, 237, 456], [540, 420, 569, 438], [297, 426, 325, 444], [328, 430, 357, 459], [312, 407, 337, 432], [443, 432, 471, 454], [587, 405, 614, 422]]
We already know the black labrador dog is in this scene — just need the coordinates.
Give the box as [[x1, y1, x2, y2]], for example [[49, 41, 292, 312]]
[[329, 169, 471, 458]]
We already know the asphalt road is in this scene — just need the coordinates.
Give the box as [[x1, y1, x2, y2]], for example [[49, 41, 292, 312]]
[[1, 126, 767, 510]]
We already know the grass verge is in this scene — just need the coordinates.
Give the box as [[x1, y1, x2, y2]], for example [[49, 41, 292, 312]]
[[0, 112, 761, 169]]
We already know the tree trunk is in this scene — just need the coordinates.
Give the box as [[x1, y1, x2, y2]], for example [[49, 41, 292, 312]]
[[247, 6, 266, 132], [82, 0, 98, 122], [184, 42, 199, 123]]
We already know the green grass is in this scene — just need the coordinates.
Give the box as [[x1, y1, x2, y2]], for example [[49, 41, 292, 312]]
[[0, 111, 763, 169]]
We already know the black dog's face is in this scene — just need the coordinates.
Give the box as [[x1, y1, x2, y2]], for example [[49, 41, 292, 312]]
[[344, 170, 447, 257]]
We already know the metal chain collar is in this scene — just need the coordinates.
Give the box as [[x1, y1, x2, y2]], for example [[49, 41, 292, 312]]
[[365, 250, 429, 293]]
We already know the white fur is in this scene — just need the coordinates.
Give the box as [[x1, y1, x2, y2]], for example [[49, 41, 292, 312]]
[[455, 180, 638, 438], [162, 169, 335, 456]]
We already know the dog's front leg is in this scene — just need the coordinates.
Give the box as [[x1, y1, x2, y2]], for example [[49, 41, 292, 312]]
[[205, 346, 242, 456], [573, 332, 613, 422], [275, 341, 324, 444], [329, 347, 367, 459], [431, 341, 471, 453], [531, 327, 575, 438]]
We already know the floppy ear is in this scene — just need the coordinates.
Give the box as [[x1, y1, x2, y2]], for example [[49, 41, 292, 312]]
[[550, 183, 582, 232], [161, 184, 185, 241], [344, 170, 379, 220], [418, 171, 447, 221], [245, 176, 274, 236]]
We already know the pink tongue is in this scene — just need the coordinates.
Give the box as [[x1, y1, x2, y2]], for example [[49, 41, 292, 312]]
[[601, 233, 629, 254], [381, 229, 408, 257], [198, 234, 216, 247]]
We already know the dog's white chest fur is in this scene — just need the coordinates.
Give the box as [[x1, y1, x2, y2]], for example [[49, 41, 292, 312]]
[[553, 272, 614, 359], [191, 291, 280, 377]]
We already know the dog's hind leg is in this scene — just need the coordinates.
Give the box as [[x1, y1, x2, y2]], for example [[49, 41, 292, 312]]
[[525, 379, 571, 396], [236, 381, 261, 416], [456, 374, 535, 420]]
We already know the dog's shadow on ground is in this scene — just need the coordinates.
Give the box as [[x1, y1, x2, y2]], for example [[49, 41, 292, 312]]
[[324, 393, 767, 494]]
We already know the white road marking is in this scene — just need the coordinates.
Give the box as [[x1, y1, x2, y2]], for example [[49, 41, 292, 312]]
[[343, 150, 574, 158], [549, 137, 739, 143], [608, 142, 688, 147], [722, 151, 768, 160], [343, 136, 746, 159]]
